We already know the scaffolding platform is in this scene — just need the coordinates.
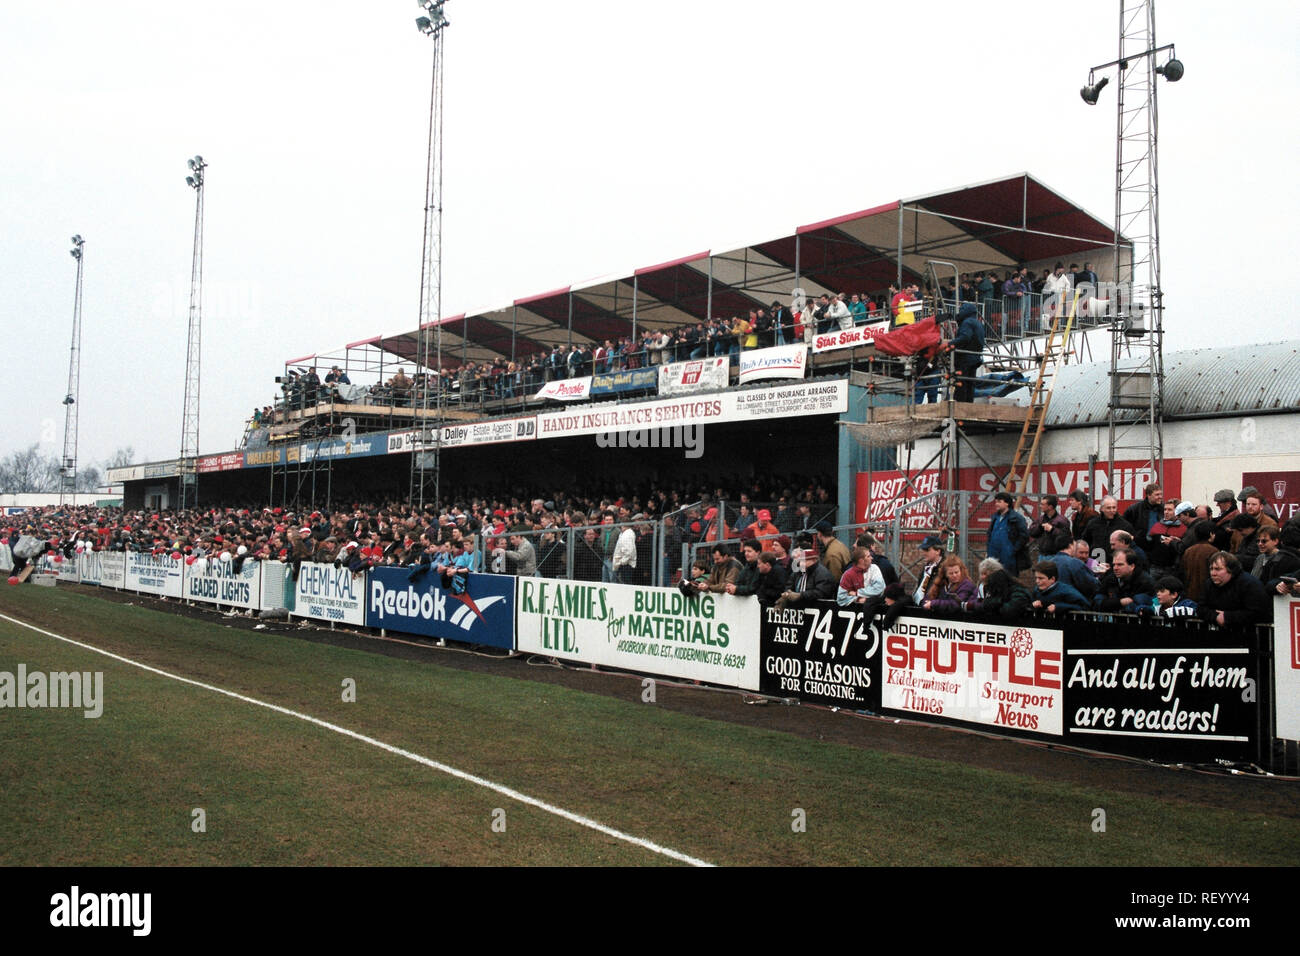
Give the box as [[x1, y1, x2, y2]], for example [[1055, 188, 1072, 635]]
[[866, 401, 1028, 427]]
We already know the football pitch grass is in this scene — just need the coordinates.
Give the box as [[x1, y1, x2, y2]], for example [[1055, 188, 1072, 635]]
[[1, 585, 1296, 867]]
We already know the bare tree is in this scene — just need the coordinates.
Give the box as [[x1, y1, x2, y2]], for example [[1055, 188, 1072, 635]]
[[76, 466, 102, 493], [106, 446, 136, 470], [0, 444, 61, 493]]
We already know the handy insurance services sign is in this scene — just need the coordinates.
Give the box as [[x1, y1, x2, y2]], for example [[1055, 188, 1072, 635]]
[[515, 579, 760, 690]]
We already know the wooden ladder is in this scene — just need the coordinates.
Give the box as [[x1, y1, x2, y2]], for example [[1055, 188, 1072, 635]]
[[1002, 291, 1080, 505]]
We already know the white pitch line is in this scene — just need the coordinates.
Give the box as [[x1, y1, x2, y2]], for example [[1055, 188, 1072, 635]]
[[0, 611, 713, 868]]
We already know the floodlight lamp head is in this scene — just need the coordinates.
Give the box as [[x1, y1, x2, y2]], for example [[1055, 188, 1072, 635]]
[[188, 158, 197, 171], [416, 15, 433, 32], [1157, 58, 1184, 82], [186, 175, 197, 188], [71, 234, 82, 245], [193, 155, 204, 166], [1079, 74, 1109, 106]]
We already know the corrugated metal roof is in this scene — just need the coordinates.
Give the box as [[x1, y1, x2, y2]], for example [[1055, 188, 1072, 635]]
[[1044, 340, 1300, 427]]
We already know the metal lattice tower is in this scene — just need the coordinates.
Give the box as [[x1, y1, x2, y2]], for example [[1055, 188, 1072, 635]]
[[1082, 2, 1182, 494], [409, 1, 449, 511], [179, 154, 206, 511], [59, 235, 86, 506]]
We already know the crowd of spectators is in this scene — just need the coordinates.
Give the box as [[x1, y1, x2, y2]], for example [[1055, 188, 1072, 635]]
[[961, 482, 1298, 627], [248, 286, 940, 422], [0, 474, 837, 586], [6, 477, 1292, 632], [246, 261, 1102, 445]]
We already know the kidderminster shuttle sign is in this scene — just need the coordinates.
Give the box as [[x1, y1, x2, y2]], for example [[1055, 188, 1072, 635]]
[[536, 381, 847, 439]]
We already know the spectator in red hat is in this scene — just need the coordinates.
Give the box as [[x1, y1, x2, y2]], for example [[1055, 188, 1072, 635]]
[[751, 508, 781, 545]]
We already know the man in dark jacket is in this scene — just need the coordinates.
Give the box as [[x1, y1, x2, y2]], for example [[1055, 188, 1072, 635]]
[[777, 544, 836, 609], [1049, 548, 1100, 600], [754, 551, 788, 607], [1030, 495, 1072, 557], [947, 302, 985, 402], [1093, 548, 1156, 613], [726, 541, 764, 597], [1122, 482, 1164, 552], [1254, 526, 1300, 593], [1210, 489, 1239, 553], [1068, 490, 1098, 543], [1083, 496, 1134, 563], [1197, 552, 1271, 627], [1031, 561, 1091, 613]]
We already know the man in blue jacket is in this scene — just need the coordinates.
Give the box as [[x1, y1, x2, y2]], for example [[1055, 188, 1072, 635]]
[[987, 492, 1029, 574]]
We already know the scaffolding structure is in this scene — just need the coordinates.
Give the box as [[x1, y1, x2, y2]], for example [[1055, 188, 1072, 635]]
[[845, 282, 1085, 570], [226, 173, 1121, 514]]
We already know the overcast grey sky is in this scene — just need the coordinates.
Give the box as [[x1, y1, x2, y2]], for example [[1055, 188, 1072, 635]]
[[2, 1, 1296, 468]]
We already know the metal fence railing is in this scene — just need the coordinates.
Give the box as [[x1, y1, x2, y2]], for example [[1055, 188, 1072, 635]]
[[477, 518, 668, 587]]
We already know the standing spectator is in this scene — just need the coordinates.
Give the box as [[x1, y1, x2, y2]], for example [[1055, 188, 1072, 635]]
[[856, 533, 898, 586], [1041, 262, 1071, 324], [752, 308, 774, 348], [496, 532, 537, 576], [751, 508, 781, 545], [1210, 489, 1239, 552], [1236, 488, 1278, 547], [611, 522, 637, 584], [1073, 261, 1099, 299], [1083, 496, 1134, 564], [1123, 482, 1164, 552], [976, 272, 995, 319], [1067, 490, 1097, 543], [725, 541, 764, 597], [1049, 546, 1100, 601], [947, 302, 985, 402], [698, 545, 742, 594], [1030, 495, 1071, 557], [1002, 271, 1027, 331], [815, 521, 851, 581], [1141, 577, 1199, 618], [848, 294, 867, 325], [828, 294, 853, 332], [987, 492, 1029, 575], [1178, 521, 1218, 603]]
